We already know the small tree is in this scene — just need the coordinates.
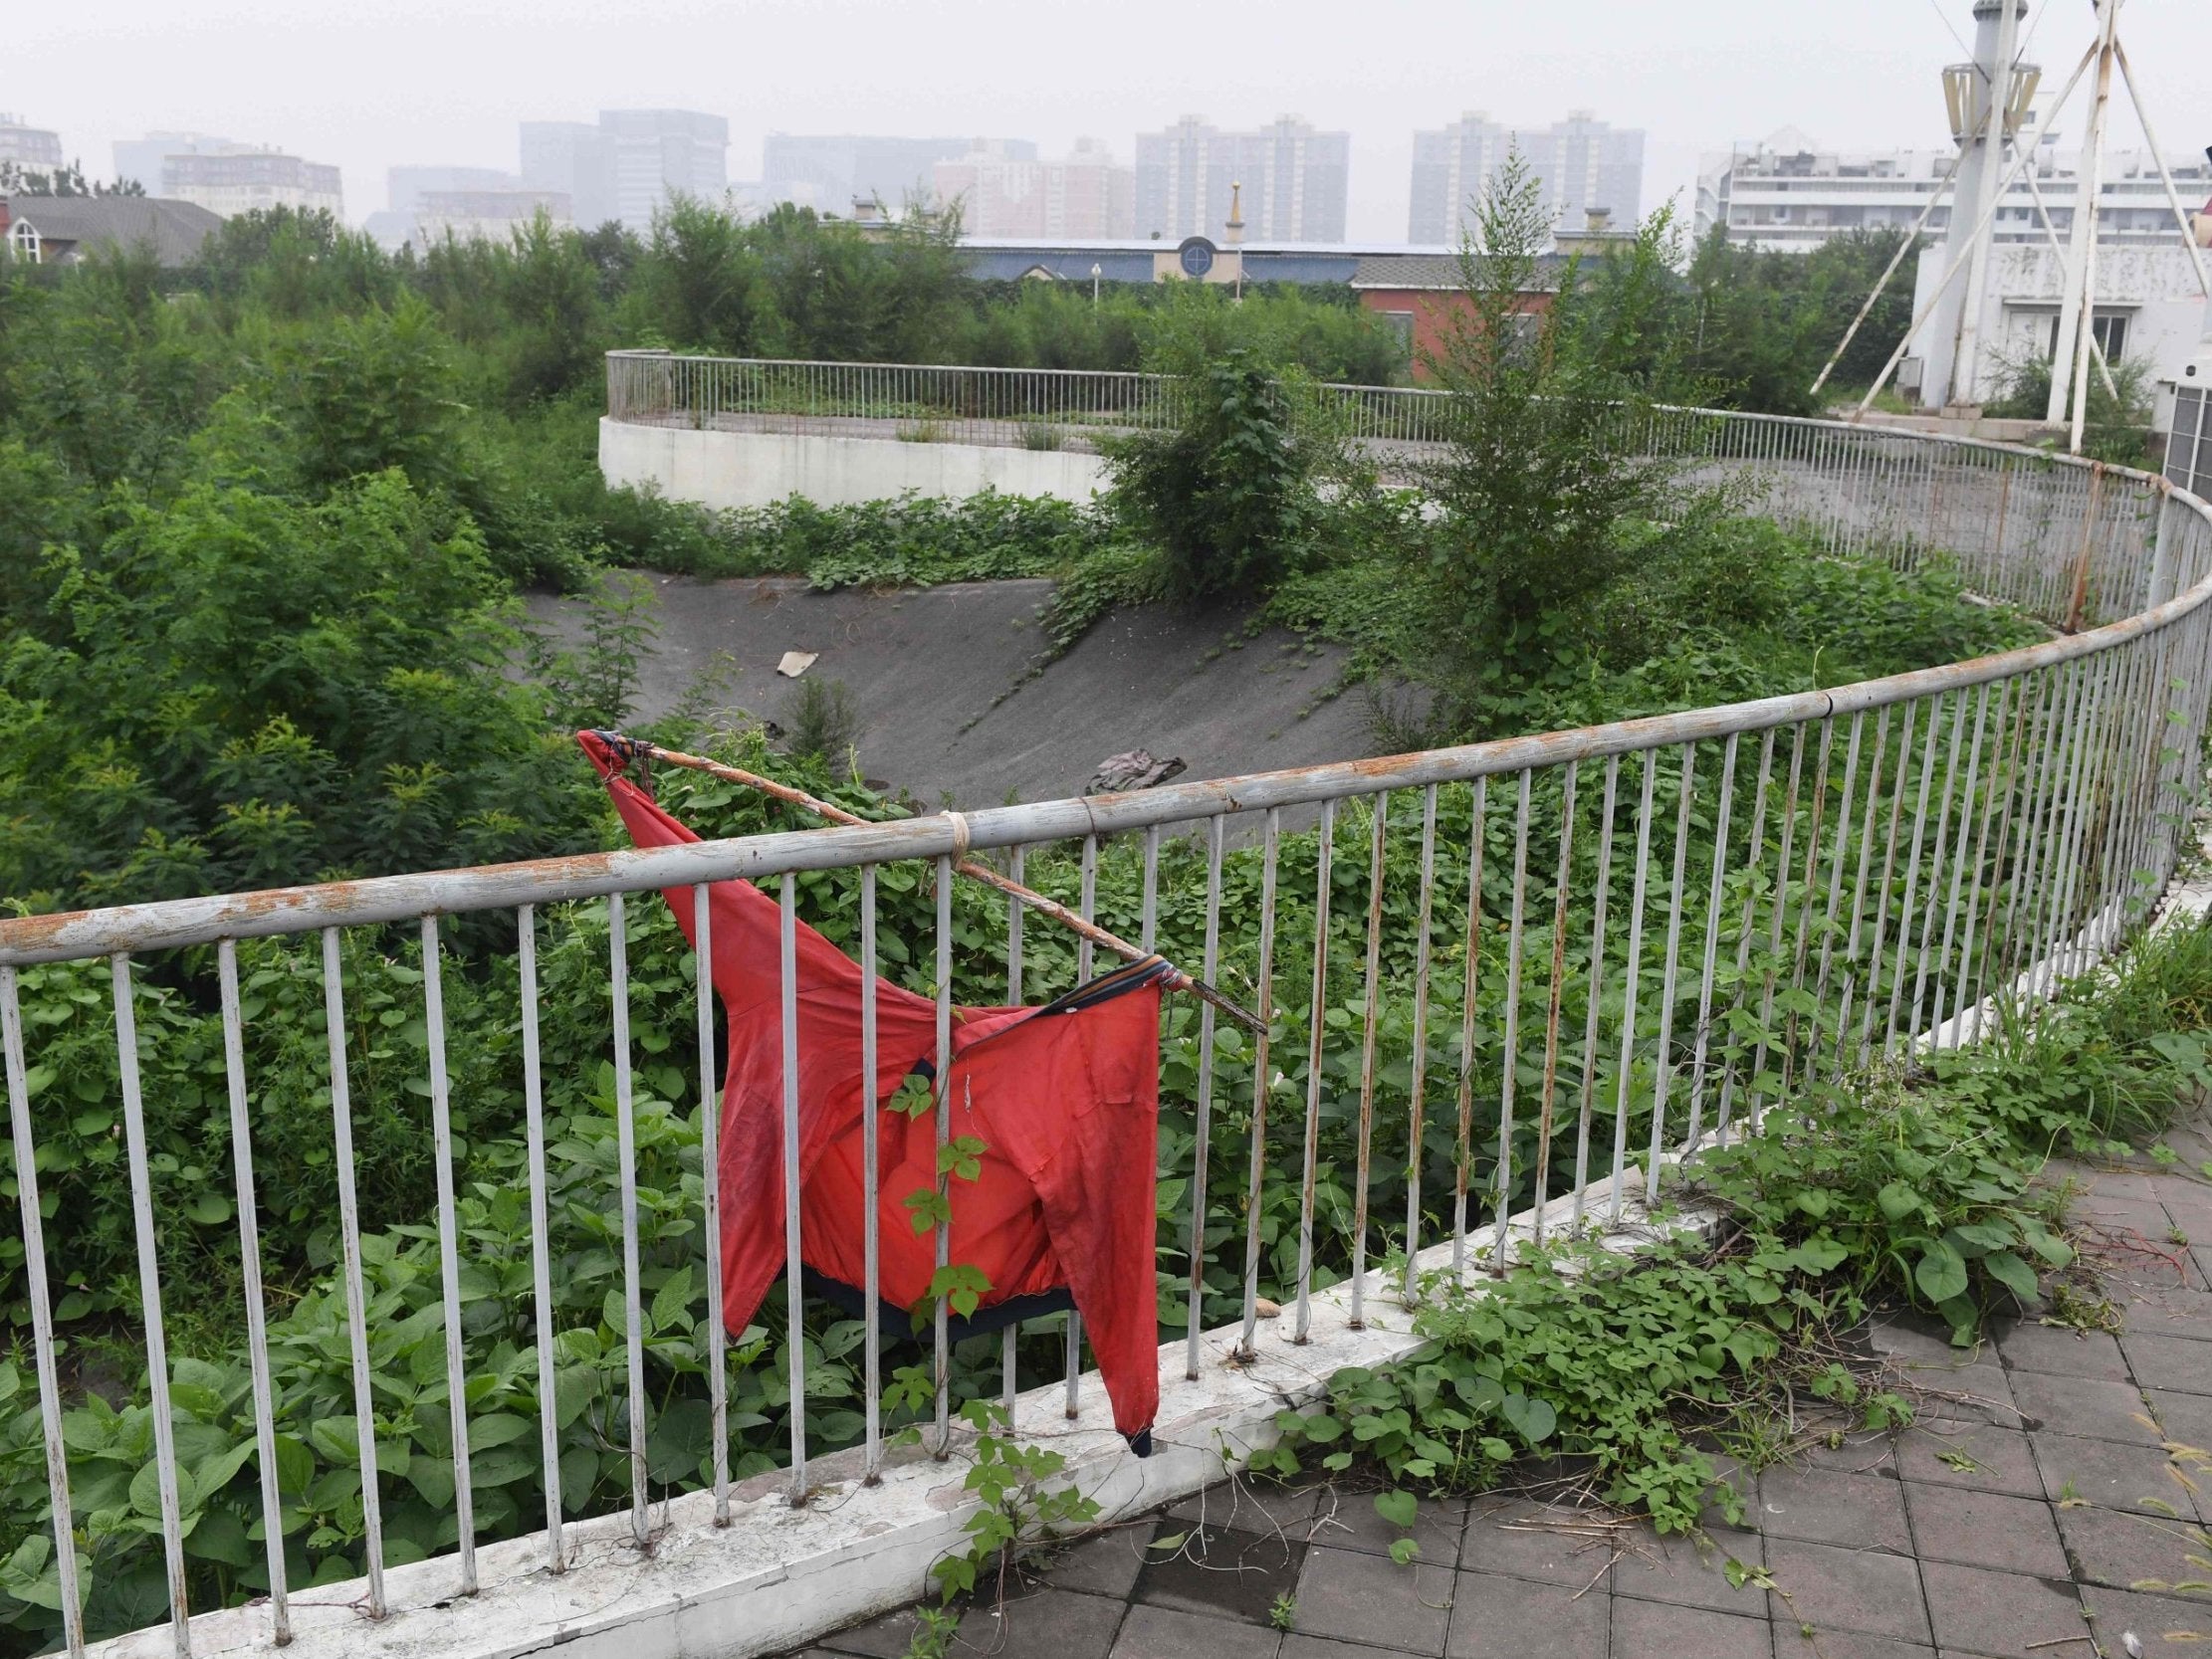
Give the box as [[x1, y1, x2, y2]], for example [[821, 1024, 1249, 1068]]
[[1103, 347, 1328, 603], [1418, 151, 1724, 705]]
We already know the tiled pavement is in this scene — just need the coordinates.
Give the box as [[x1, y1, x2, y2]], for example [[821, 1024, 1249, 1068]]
[[797, 1149, 2212, 1659]]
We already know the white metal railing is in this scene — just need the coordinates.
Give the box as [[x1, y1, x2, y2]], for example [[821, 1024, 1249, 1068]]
[[602, 350, 1454, 449], [6, 394, 2212, 1659]]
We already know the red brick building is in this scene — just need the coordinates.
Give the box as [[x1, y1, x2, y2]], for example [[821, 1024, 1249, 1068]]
[[1350, 253, 1564, 382]]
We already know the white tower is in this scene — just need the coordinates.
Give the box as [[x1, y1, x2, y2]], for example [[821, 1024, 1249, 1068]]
[[1919, 0, 2035, 412]]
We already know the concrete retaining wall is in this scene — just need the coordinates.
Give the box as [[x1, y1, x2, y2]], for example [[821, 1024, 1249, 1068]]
[[599, 419, 1111, 510]]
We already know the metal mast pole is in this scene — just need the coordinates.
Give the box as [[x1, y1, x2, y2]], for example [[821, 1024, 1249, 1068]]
[[2047, 0, 2122, 440]]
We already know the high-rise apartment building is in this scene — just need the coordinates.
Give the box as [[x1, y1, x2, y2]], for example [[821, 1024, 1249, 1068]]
[[112, 132, 233, 192], [161, 147, 343, 219], [1409, 111, 1644, 245], [933, 138, 1134, 239], [765, 135, 1034, 217], [1696, 126, 2211, 254], [1134, 115, 1350, 243], [2, 115, 66, 172], [520, 110, 727, 231]]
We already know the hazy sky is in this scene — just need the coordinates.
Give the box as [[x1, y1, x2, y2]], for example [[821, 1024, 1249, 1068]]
[[20, 0, 2212, 238]]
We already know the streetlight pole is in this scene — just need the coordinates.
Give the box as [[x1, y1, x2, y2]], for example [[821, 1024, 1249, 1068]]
[[1091, 263, 1101, 308]]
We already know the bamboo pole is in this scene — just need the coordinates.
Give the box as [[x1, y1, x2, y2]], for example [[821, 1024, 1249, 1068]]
[[622, 738, 1268, 1035]]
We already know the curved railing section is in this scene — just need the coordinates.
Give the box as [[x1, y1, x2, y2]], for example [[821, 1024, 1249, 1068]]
[[6, 376, 2212, 1659]]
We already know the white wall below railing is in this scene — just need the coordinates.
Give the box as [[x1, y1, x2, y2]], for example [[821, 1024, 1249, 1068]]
[[598, 419, 1111, 511]]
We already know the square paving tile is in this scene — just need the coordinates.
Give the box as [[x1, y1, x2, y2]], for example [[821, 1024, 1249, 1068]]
[[1916, 1561, 2085, 1656], [2076, 1582, 2212, 1652], [1135, 1523, 1306, 1624], [1170, 1479, 1326, 1539], [1613, 1525, 1769, 1617], [1110, 1604, 1280, 1659], [2056, 1501, 2209, 1591], [1761, 1538, 1932, 1645], [1891, 1424, 2043, 1498], [1311, 1491, 1464, 1565], [1441, 1570, 1607, 1659], [1771, 1631, 1933, 1659], [2147, 1387, 2212, 1450], [1040, 1530, 1150, 1599], [1757, 1465, 1912, 1553], [2030, 1430, 2204, 1516], [2125, 1332, 2212, 1394], [1996, 1321, 2130, 1381], [1281, 1638, 1413, 1658], [1293, 1547, 1454, 1656], [2123, 1288, 2212, 1343], [2006, 1370, 2161, 1444], [817, 1605, 948, 1658], [1457, 1498, 1619, 1587], [1899, 1483, 2069, 1577], [1790, 1427, 1899, 1478], [953, 1588, 1126, 1659], [1609, 1593, 1768, 1659]]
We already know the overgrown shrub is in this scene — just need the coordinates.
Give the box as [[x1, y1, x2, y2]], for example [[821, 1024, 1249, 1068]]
[[1103, 349, 1326, 603]]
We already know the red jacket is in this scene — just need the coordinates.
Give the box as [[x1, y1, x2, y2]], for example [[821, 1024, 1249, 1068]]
[[579, 733, 1164, 1447]]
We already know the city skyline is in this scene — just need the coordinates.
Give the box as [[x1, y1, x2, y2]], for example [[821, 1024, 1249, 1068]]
[[14, 0, 2211, 244]]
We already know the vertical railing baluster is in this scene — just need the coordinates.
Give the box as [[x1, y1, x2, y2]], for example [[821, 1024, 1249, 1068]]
[[1531, 765, 1578, 1248], [1647, 745, 1697, 1199], [1189, 816, 1224, 1373], [1405, 786, 1438, 1299], [607, 895, 652, 1538], [933, 857, 955, 1447], [1294, 800, 1334, 1339], [1351, 793, 1388, 1325], [1237, 811, 1281, 1358], [861, 867, 884, 1476], [419, 918, 477, 1592], [3, 965, 86, 1659], [1494, 769, 1532, 1269], [1453, 779, 1489, 1275], [111, 954, 190, 1656], [215, 941, 290, 1643], [320, 928, 386, 1614], [1682, 733, 1740, 1152], [1571, 757, 1620, 1223], [518, 907, 563, 1569], [694, 885, 730, 1520], [1611, 752, 1658, 1217]]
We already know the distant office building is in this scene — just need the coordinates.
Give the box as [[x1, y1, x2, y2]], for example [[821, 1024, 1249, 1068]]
[[933, 137, 1133, 238], [520, 110, 726, 231], [601, 109, 729, 230], [162, 147, 343, 219], [112, 131, 234, 192], [765, 134, 1031, 217], [388, 164, 522, 215], [415, 188, 572, 244], [1134, 115, 1350, 244], [2, 115, 66, 172], [1695, 126, 2210, 253], [521, 121, 616, 228], [1409, 110, 1644, 245]]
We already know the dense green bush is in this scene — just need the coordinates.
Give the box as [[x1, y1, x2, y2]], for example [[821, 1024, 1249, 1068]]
[[1102, 351, 1331, 603]]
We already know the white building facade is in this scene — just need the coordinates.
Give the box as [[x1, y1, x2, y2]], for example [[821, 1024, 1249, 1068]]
[[1, 115, 66, 173], [1409, 110, 1644, 245], [522, 110, 727, 232], [1697, 127, 2211, 254], [161, 147, 343, 219]]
